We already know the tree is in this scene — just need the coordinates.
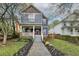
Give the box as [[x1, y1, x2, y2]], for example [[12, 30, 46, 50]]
[[48, 3, 74, 24], [0, 19, 12, 44], [7, 3, 18, 37], [0, 3, 30, 45], [7, 3, 31, 37], [49, 20, 60, 30], [0, 3, 13, 45], [49, 3, 73, 17]]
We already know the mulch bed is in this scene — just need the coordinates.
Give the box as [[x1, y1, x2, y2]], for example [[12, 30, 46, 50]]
[[13, 40, 33, 56], [43, 41, 65, 56]]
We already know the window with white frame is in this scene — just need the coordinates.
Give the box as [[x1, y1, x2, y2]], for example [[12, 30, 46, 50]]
[[28, 13, 35, 22]]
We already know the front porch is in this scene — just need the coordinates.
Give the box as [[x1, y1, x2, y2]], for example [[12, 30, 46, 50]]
[[20, 25, 43, 39]]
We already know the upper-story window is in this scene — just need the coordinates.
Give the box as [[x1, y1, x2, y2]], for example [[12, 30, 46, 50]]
[[43, 19, 47, 25], [28, 13, 35, 22]]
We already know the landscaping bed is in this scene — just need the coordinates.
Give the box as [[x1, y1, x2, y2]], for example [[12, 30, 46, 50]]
[[46, 39, 79, 56], [0, 36, 33, 56], [13, 40, 33, 56], [43, 41, 64, 56]]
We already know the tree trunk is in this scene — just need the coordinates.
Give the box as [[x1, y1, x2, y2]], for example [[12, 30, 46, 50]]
[[12, 15, 16, 37], [3, 34, 7, 45], [13, 21, 15, 34]]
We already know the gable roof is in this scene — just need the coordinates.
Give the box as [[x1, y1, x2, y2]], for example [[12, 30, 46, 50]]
[[22, 5, 47, 19]]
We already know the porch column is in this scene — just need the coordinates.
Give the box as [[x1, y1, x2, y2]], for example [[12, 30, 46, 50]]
[[33, 26, 35, 39], [41, 26, 43, 41]]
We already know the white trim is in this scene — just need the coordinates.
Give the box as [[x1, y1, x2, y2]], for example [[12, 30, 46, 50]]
[[33, 26, 35, 39], [41, 26, 43, 41], [21, 24, 42, 26], [20, 23, 42, 25]]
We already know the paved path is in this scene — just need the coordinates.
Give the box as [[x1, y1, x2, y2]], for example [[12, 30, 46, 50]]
[[27, 35, 51, 56]]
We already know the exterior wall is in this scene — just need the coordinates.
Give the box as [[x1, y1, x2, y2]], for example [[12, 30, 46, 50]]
[[21, 13, 42, 24], [19, 13, 48, 37], [42, 19, 48, 26], [17, 5, 48, 38], [49, 23, 63, 35], [62, 20, 79, 36], [62, 28, 72, 35], [43, 26, 48, 36], [49, 12, 79, 36], [49, 22, 79, 36]]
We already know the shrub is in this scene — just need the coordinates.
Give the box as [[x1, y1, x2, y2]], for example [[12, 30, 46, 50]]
[[45, 34, 79, 45], [12, 32, 20, 38], [19, 36, 33, 42], [60, 35, 79, 45], [19, 36, 29, 42]]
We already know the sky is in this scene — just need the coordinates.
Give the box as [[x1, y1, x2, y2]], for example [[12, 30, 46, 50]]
[[33, 3, 79, 24], [34, 3, 65, 24], [34, 3, 53, 24]]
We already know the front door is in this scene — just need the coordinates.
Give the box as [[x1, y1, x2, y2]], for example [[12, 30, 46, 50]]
[[35, 26, 41, 35], [35, 30, 40, 35]]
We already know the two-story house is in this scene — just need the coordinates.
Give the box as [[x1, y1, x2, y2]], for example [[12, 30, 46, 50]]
[[15, 5, 48, 40], [49, 10, 79, 36]]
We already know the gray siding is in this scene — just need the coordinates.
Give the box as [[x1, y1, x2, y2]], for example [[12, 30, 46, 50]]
[[35, 14, 42, 24], [43, 27, 48, 35], [20, 13, 48, 26], [42, 19, 48, 26], [21, 13, 42, 24], [21, 14, 28, 24]]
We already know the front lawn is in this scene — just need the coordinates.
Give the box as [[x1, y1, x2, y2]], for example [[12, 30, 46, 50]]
[[0, 41, 27, 56], [49, 39, 79, 56]]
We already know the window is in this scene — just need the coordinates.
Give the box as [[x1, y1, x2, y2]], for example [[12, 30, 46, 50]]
[[28, 13, 35, 22], [70, 28, 73, 34], [77, 30, 79, 32], [64, 23, 66, 26], [43, 19, 46, 25], [75, 28, 79, 33]]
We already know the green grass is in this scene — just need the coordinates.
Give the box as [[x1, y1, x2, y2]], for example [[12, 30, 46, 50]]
[[50, 39, 79, 56], [0, 41, 27, 56]]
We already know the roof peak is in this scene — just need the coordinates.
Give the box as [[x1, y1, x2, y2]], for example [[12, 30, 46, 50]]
[[21, 4, 47, 19]]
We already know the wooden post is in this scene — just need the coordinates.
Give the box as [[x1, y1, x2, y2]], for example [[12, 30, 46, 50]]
[[41, 26, 43, 41]]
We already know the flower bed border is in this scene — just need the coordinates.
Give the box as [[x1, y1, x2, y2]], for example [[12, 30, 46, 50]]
[[43, 42, 65, 56], [13, 40, 33, 56]]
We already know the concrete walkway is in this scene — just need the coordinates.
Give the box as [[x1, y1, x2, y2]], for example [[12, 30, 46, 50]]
[[27, 35, 51, 56]]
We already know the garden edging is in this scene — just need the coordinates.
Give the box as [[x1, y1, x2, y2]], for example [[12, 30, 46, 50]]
[[13, 40, 33, 56], [43, 42, 65, 56]]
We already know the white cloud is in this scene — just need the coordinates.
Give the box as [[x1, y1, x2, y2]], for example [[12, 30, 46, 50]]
[[34, 3, 49, 9]]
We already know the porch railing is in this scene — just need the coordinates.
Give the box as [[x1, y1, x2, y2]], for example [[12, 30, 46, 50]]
[[21, 32, 33, 36]]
